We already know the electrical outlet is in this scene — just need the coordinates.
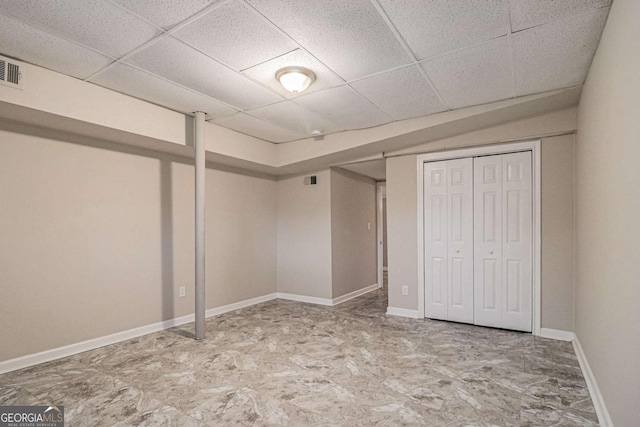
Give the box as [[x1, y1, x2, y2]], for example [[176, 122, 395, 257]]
[[367, 221, 371, 230], [402, 286, 409, 296], [179, 286, 186, 297]]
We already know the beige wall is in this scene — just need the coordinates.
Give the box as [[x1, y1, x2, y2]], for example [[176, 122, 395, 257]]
[[330, 168, 377, 298], [386, 156, 419, 311], [0, 128, 277, 362], [541, 136, 575, 331], [386, 133, 576, 331], [276, 170, 332, 299], [575, 0, 640, 425]]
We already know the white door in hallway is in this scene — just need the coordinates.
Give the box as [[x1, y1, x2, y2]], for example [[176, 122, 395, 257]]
[[424, 158, 474, 323], [474, 152, 533, 332]]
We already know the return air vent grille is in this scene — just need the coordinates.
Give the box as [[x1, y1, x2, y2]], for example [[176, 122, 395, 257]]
[[303, 175, 317, 186], [0, 56, 24, 89]]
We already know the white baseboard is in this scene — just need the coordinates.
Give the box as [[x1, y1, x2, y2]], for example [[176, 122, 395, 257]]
[[275, 292, 333, 306], [539, 328, 575, 342], [205, 293, 277, 317], [332, 284, 378, 305], [0, 293, 278, 375], [573, 336, 613, 427], [386, 307, 420, 319]]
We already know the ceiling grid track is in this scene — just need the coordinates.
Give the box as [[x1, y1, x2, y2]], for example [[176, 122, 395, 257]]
[[0, 10, 119, 68], [0, 0, 611, 143], [238, 0, 346, 85], [167, 37, 287, 106], [113, 61, 243, 115], [237, 0, 365, 122], [506, 2, 519, 99], [368, 0, 451, 112], [84, 0, 233, 82]]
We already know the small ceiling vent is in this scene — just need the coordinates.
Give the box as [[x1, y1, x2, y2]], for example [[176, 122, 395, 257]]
[[303, 175, 317, 186], [0, 56, 24, 90]]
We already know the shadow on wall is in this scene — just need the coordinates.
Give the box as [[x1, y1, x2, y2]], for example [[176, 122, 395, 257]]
[[0, 119, 273, 325]]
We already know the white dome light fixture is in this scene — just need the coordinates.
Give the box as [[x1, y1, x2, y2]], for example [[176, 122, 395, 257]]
[[276, 66, 316, 93]]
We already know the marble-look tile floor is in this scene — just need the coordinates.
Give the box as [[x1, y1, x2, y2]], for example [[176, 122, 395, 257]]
[[0, 286, 597, 426]]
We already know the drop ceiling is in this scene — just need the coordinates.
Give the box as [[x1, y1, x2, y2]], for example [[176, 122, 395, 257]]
[[0, 0, 609, 144]]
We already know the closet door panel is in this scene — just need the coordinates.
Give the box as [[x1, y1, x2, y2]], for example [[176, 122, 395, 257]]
[[502, 151, 533, 332], [446, 158, 474, 323], [424, 161, 448, 320], [473, 156, 503, 328]]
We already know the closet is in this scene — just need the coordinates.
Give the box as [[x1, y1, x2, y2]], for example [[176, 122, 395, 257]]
[[423, 151, 533, 332]]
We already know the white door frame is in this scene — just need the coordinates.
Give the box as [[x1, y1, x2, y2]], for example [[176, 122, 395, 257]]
[[416, 140, 542, 336], [376, 182, 386, 288]]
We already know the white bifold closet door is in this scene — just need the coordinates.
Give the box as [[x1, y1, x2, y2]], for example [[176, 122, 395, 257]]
[[424, 158, 474, 324], [474, 152, 533, 332]]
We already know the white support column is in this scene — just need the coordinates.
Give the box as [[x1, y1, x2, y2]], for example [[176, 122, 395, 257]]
[[194, 111, 206, 340]]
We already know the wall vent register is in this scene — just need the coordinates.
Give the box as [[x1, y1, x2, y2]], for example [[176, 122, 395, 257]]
[[0, 55, 24, 90], [303, 175, 317, 186]]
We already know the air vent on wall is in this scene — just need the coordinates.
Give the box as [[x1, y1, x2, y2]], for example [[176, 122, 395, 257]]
[[303, 175, 317, 186], [0, 56, 24, 90]]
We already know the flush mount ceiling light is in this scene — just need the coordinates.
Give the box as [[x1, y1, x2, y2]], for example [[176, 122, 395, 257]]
[[276, 66, 316, 93]]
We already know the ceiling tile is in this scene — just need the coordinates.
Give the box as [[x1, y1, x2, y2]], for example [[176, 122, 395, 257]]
[[0, 0, 159, 58], [90, 63, 237, 119], [509, 0, 610, 32], [421, 37, 513, 109], [174, 1, 296, 71], [0, 14, 112, 79], [112, 0, 215, 30], [351, 66, 447, 121], [513, 8, 608, 96], [294, 85, 391, 131], [212, 112, 305, 143], [248, 101, 339, 135], [127, 37, 283, 110], [245, 0, 411, 81], [378, 0, 510, 61], [242, 49, 344, 98]]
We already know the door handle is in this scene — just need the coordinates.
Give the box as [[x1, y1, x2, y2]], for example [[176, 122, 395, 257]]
[[489, 250, 494, 255]]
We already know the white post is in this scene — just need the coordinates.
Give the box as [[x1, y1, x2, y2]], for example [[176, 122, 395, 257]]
[[194, 112, 206, 340]]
